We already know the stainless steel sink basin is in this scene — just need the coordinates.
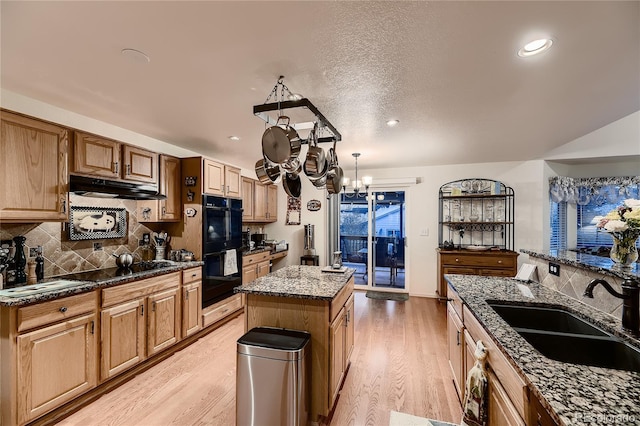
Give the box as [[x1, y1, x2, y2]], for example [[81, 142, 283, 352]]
[[488, 302, 640, 372], [0, 280, 84, 298]]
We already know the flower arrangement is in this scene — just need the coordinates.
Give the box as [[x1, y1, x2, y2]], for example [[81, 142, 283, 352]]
[[597, 199, 640, 268]]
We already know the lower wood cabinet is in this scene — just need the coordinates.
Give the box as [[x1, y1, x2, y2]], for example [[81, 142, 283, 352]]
[[3, 292, 99, 425], [447, 283, 529, 426], [182, 267, 202, 338], [242, 251, 271, 283], [202, 293, 243, 328], [437, 250, 518, 300], [100, 272, 181, 381], [330, 294, 354, 408]]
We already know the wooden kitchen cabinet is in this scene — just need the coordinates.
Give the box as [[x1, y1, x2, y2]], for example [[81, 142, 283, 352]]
[[447, 301, 465, 399], [243, 178, 277, 223], [3, 292, 98, 425], [330, 293, 354, 408], [0, 110, 69, 222], [241, 177, 255, 221], [73, 131, 158, 184], [100, 272, 181, 380], [182, 267, 202, 338], [437, 250, 518, 301], [242, 251, 271, 283], [203, 158, 241, 198], [138, 154, 182, 222]]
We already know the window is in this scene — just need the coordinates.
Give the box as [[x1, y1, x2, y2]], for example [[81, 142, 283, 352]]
[[549, 200, 566, 251]]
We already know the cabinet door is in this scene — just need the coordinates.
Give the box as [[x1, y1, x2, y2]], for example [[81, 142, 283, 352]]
[[345, 294, 355, 365], [242, 264, 258, 284], [159, 154, 181, 221], [329, 307, 346, 407], [447, 302, 464, 399], [1, 111, 69, 221], [73, 131, 120, 178], [17, 313, 97, 424], [147, 287, 180, 356], [267, 184, 278, 222], [242, 177, 255, 221], [257, 260, 271, 278], [182, 282, 202, 338], [488, 370, 526, 426], [101, 299, 145, 380], [203, 158, 225, 196], [225, 165, 242, 198], [253, 182, 268, 221], [122, 145, 158, 183]]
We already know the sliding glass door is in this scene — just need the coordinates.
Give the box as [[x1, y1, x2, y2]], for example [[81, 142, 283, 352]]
[[339, 190, 406, 291]]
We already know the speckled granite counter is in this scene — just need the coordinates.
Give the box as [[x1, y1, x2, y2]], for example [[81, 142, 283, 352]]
[[446, 274, 640, 425], [522, 249, 639, 281], [235, 265, 355, 300], [0, 260, 203, 307]]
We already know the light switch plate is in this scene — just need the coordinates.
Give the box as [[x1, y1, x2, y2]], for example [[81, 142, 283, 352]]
[[93, 242, 103, 251]]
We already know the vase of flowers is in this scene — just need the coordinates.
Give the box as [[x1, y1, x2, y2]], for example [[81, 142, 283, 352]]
[[597, 199, 640, 270]]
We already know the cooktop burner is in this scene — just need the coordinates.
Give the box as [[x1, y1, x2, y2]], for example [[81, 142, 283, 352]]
[[60, 261, 174, 282]]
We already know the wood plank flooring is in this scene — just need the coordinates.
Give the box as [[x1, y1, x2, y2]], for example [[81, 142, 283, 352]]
[[56, 292, 461, 426]]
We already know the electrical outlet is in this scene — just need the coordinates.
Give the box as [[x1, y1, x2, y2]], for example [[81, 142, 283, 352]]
[[29, 248, 38, 257], [93, 242, 103, 251], [420, 228, 429, 236], [549, 262, 560, 276]]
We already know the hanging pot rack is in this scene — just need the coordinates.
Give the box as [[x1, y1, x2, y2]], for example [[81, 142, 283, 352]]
[[253, 76, 342, 144]]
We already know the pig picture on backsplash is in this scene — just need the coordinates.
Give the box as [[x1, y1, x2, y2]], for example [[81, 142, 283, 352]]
[[78, 212, 116, 232]]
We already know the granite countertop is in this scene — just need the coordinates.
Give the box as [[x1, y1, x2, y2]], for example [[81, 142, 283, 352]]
[[446, 274, 640, 425], [0, 260, 203, 307], [522, 249, 639, 281], [235, 265, 355, 301]]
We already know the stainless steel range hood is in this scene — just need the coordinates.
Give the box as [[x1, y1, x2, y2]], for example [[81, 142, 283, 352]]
[[69, 175, 166, 200]]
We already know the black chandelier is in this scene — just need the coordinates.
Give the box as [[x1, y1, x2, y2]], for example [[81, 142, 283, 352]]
[[342, 153, 372, 198]]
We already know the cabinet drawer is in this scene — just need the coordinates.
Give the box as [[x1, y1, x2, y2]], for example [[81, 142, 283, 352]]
[[441, 253, 515, 269], [18, 291, 97, 332], [479, 268, 516, 277], [102, 272, 180, 307], [244, 251, 270, 265], [202, 293, 242, 328], [182, 267, 202, 284], [446, 284, 464, 320], [330, 277, 354, 323]]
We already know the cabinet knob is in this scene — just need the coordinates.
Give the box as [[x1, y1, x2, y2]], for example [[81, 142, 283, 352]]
[[455, 258, 460, 262], [497, 260, 502, 264], [59, 306, 67, 313], [192, 273, 197, 278]]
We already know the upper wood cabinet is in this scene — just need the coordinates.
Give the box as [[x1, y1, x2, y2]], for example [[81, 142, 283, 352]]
[[73, 131, 158, 184], [0, 110, 69, 222], [203, 158, 241, 198], [242, 177, 277, 223], [138, 154, 181, 222]]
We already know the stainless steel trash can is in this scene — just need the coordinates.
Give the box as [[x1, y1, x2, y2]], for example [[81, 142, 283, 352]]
[[236, 327, 310, 426]]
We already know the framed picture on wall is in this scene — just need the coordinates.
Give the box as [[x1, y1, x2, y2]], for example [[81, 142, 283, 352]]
[[69, 206, 127, 240]]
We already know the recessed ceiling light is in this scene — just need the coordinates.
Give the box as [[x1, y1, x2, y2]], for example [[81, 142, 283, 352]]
[[228, 136, 240, 141], [121, 48, 150, 63], [518, 38, 553, 57], [287, 93, 303, 101], [386, 119, 400, 127]]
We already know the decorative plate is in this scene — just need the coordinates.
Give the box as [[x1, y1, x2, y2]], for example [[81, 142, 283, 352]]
[[307, 199, 321, 211], [466, 245, 489, 251]]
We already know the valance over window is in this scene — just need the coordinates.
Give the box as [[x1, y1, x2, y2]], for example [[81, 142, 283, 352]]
[[549, 176, 640, 205]]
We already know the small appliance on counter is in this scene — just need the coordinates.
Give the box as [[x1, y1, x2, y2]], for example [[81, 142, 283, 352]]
[[304, 224, 315, 256], [251, 233, 267, 248]]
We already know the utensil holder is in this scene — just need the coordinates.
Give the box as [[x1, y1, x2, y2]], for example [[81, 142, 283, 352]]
[[155, 246, 165, 260]]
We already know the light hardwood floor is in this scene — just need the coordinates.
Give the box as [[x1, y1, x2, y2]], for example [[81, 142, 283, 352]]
[[57, 292, 461, 426]]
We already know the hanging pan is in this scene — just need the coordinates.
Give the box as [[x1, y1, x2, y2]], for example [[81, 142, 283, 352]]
[[325, 144, 343, 194], [261, 116, 301, 164], [282, 172, 302, 198], [255, 158, 281, 184], [304, 122, 327, 178]]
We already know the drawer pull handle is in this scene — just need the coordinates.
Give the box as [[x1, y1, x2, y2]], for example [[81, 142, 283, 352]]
[[221, 308, 228, 314], [192, 273, 197, 277], [59, 306, 68, 313]]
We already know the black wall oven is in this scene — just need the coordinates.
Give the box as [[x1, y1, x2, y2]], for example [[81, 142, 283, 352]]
[[202, 195, 242, 308]]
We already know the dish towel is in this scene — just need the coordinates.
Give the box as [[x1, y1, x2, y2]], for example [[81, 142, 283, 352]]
[[223, 249, 238, 276], [461, 340, 488, 426]]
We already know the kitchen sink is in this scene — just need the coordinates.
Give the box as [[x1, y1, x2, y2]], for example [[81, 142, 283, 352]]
[[488, 302, 640, 373], [0, 280, 85, 298]]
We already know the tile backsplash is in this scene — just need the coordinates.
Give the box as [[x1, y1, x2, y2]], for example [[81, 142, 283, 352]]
[[0, 195, 155, 279]]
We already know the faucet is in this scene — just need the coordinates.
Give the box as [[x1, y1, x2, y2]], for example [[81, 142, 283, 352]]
[[584, 278, 639, 334]]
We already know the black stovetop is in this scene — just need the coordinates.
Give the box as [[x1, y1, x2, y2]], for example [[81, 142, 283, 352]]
[[59, 261, 174, 282]]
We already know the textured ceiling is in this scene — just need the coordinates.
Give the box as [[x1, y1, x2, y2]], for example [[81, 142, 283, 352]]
[[1, 1, 638, 171]]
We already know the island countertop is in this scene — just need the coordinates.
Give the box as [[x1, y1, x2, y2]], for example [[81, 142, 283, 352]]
[[235, 265, 355, 300], [446, 274, 640, 425]]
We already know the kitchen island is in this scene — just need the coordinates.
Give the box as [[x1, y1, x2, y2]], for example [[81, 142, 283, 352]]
[[446, 274, 640, 425], [235, 265, 355, 423]]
